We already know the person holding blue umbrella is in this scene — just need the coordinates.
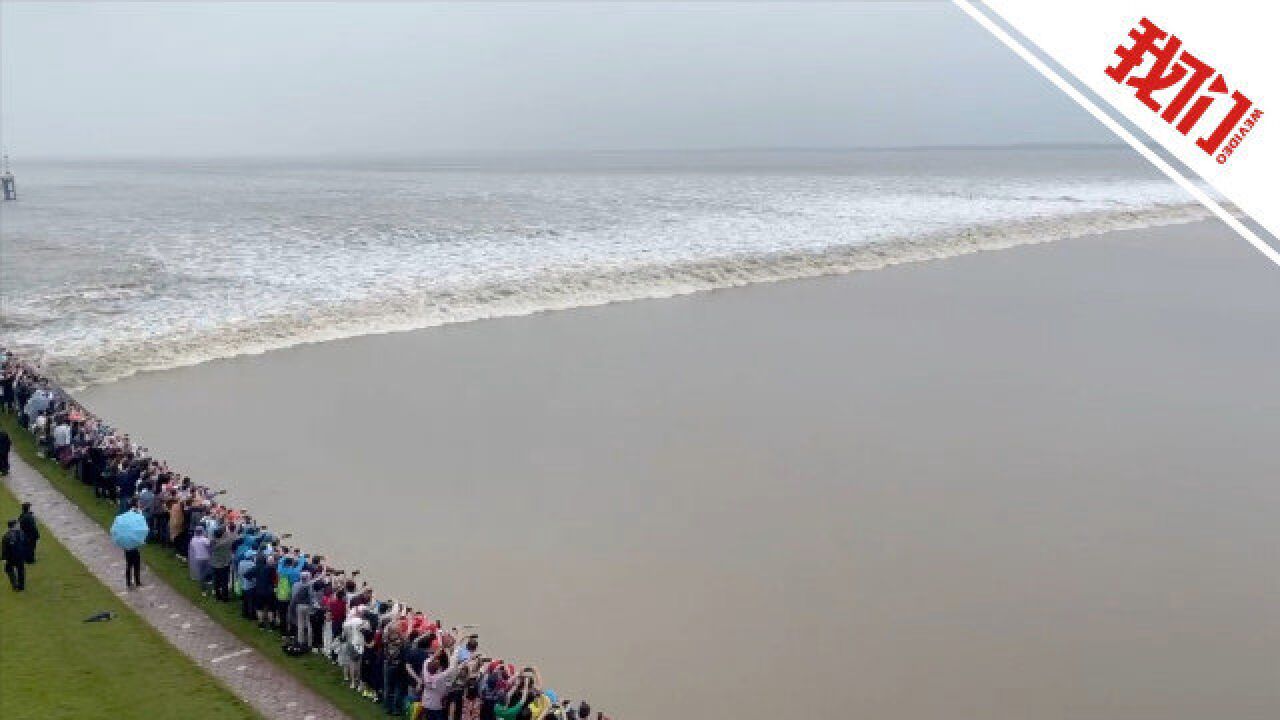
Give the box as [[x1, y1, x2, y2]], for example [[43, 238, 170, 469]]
[[111, 499, 148, 588]]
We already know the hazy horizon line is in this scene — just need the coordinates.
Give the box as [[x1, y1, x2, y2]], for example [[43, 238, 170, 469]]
[[7, 141, 1128, 164]]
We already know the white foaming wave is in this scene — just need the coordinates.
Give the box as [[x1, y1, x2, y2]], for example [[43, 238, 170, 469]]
[[23, 201, 1211, 390]]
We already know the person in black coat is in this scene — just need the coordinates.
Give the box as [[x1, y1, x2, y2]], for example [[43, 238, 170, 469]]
[[18, 502, 38, 564], [116, 461, 139, 514], [2, 519, 24, 591], [0, 428, 10, 476], [1, 373, 14, 413]]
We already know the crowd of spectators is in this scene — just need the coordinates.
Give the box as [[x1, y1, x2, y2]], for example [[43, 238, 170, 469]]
[[1, 348, 607, 720]]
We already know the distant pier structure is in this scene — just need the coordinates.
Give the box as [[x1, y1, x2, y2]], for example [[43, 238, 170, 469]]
[[1, 155, 16, 201]]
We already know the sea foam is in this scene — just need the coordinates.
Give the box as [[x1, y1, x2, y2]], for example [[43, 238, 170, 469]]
[[0, 150, 1209, 388]]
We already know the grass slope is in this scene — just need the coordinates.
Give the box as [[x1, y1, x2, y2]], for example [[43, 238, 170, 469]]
[[0, 480, 260, 720], [0, 412, 380, 720]]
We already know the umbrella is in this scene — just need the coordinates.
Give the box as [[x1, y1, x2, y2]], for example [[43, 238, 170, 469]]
[[110, 510, 149, 550]]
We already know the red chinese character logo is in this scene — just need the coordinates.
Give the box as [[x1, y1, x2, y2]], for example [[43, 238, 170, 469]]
[[1106, 18, 1262, 163]]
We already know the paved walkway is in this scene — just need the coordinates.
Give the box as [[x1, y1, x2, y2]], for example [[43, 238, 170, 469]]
[[2, 452, 350, 720]]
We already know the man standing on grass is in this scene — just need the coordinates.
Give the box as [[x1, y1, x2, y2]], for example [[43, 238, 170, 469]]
[[0, 428, 11, 475], [18, 502, 39, 563], [2, 519, 25, 591], [0, 367, 15, 415]]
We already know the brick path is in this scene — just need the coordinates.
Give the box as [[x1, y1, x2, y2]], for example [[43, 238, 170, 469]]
[[2, 453, 351, 720]]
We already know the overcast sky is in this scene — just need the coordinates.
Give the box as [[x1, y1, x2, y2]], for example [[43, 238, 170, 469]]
[[0, 1, 1113, 157]]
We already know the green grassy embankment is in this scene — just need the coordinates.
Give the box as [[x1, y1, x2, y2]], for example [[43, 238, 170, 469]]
[[0, 477, 260, 720], [0, 412, 383, 720]]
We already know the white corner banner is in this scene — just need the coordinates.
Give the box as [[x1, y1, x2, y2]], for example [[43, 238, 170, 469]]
[[956, 1, 1279, 265]]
